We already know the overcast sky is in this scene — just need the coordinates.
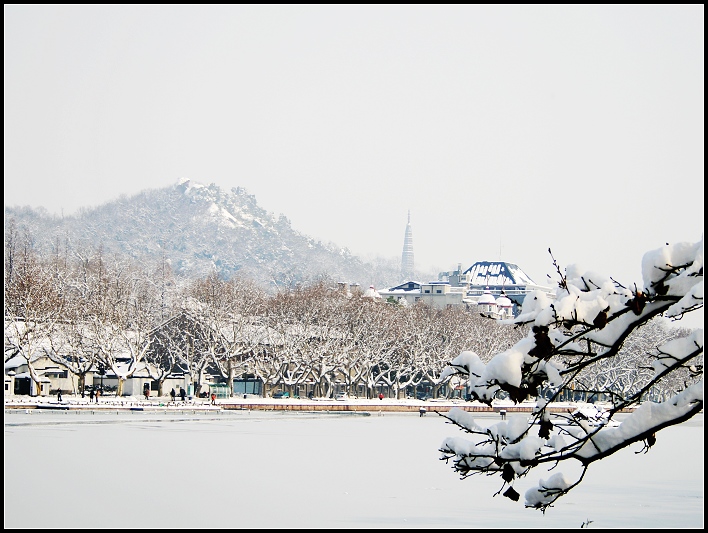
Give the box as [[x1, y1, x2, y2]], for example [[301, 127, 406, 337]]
[[4, 6, 704, 291]]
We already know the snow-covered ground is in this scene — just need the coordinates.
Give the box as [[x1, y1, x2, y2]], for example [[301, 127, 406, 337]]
[[4, 407, 702, 528], [2, 393, 588, 411]]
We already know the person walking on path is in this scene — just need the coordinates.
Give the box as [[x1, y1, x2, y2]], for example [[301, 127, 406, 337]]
[[95, 389, 100, 403], [211, 392, 216, 406], [57, 389, 62, 402], [170, 388, 176, 403], [179, 387, 186, 402], [89, 389, 94, 402]]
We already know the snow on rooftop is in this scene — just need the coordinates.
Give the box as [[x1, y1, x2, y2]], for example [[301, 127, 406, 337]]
[[364, 286, 382, 299], [495, 294, 513, 307], [478, 289, 496, 305], [464, 261, 536, 286]]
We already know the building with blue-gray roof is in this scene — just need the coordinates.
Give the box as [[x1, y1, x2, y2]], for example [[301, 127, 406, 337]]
[[379, 261, 554, 318]]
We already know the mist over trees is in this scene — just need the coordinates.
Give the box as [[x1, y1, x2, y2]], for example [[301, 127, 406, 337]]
[[4, 180, 433, 290]]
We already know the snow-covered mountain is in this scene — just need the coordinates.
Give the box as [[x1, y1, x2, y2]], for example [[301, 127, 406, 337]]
[[4, 179, 412, 290]]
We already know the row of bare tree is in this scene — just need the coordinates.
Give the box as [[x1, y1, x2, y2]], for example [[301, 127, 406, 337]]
[[4, 220, 692, 401]]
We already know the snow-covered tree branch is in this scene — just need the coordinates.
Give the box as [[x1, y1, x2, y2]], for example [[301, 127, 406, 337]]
[[437, 238, 703, 512]]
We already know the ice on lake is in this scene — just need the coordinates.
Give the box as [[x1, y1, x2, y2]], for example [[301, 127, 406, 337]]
[[4, 409, 703, 528]]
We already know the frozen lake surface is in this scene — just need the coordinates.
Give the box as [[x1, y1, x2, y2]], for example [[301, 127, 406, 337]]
[[4, 409, 703, 528]]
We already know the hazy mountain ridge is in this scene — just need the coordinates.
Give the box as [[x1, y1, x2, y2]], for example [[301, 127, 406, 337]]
[[4, 180, 417, 290]]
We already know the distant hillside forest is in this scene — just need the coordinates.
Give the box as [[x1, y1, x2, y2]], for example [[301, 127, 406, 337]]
[[4, 180, 435, 291]]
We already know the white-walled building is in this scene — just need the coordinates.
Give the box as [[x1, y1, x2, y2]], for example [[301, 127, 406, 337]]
[[379, 260, 554, 316]]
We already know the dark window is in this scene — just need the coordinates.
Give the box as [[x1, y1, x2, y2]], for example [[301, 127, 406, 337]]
[[233, 379, 263, 395]]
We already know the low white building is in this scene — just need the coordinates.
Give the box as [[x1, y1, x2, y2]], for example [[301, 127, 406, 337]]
[[5, 354, 81, 397], [379, 261, 555, 317], [378, 281, 466, 309]]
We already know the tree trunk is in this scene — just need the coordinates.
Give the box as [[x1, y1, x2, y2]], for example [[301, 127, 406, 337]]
[[227, 360, 235, 397]]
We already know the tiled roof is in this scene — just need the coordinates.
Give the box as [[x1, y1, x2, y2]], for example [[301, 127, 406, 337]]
[[463, 261, 536, 286]]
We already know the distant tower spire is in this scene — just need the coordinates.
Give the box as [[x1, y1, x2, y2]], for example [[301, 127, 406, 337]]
[[401, 210, 414, 281]]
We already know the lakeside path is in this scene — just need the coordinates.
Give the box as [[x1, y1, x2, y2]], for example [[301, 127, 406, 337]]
[[4, 394, 635, 414]]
